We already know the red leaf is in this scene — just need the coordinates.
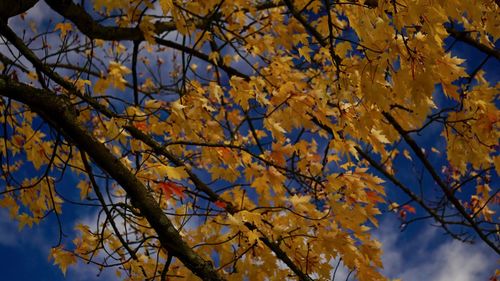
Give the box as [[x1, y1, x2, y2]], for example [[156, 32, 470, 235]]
[[216, 147, 232, 162], [135, 122, 148, 131], [402, 205, 416, 214], [159, 182, 185, 199], [214, 200, 227, 209], [398, 209, 407, 220]]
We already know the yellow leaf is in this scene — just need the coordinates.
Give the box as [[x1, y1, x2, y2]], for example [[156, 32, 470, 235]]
[[160, 0, 173, 14], [290, 194, 312, 213], [494, 156, 500, 176], [226, 214, 244, 227], [403, 149, 412, 160], [76, 181, 91, 200], [93, 77, 109, 94], [335, 41, 351, 57], [54, 23, 72, 38], [157, 165, 189, 180], [139, 17, 156, 45], [108, 61, 131, 91], [389, 202, 399, 212], [27, 71, 38, 81], [246, 230, 261, 245], [370, 129, 390, 144], [144, 99, 163, 110], [74, 79, 91, 93], [17, 213, 34, 230], [298, 46, 312, 62], [209, 51, 220, 64], [289, 194, 310, 205], [49, 247, 76, 276]]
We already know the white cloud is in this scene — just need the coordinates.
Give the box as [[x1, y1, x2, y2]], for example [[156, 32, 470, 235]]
[[0, 209, 54, 252], [0, 209, 20, 247], [68, 259, 121, 281], [376, 217, 497, 281]]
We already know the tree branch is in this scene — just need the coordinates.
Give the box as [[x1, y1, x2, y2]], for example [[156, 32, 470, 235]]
[[446, 27, 500, 60], [44, 0, 174, 41], [0, 76, 227, 281], [124, 125, 315, 281], [0, 0, 39, 20], [383, 111, 500, 255]]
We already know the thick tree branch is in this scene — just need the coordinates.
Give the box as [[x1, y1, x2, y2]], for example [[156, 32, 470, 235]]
[[9, 0, 499, 64], [125, 125, 314, 281], [0, 0, 38, 20], [0, 19, 311, 275], [41, 0, 252, 80], [0, 21, 114, 118], [44, 0, 175, 41], [80, 151, 138, 261], [0, 76, 226, 281], [44, 0, 281, 42]]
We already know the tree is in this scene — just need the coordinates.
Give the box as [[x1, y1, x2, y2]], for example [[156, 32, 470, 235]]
[[0, 0, 498, 280]]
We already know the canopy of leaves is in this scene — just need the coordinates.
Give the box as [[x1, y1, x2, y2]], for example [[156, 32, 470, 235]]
[[0, 0, 498, 280]]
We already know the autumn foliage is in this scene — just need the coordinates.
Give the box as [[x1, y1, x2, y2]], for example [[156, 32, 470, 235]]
[[0, 0, 498, 280]]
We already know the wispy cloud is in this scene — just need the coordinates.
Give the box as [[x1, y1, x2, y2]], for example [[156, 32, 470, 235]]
[[0, 209, 20, 247], [0, 208, 54, 251], [376, 217, 497, 281], [68, 259, 121, 281]]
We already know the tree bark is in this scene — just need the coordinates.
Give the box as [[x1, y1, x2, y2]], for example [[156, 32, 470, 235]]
[[0, 75, 226, 281]]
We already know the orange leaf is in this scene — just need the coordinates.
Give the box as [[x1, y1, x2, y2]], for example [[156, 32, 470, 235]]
[[216, 147, 232, 162], [135, 122, 148, 131], [366, 191, 384, 204], [402, 205, 416, 214], [214, 200, 227, 209], [399, 209, 407, 220], [159, 182, 185, 199]]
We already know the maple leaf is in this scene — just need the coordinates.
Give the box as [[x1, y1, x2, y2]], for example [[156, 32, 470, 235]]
[[17, 213, 34, 230], [54, 23, 72, 38], [157, 165, 189, 180], [401, 205, 416, 214], [366, 191, 384, 204], [135, 121, 148, 131], [139, 17, 156, 45], [49, 247, 76, 276], [402, 149, 412, 160], [388, 202, 399, 212], [370, 129, 390, 144], [93, 77, 109, 94], [289, 194, 312, 213], [159, 182, 185, 199], [298, 46, 312, 62], [398, 209, 407, 220], [214, 200, 227, 209], [1, 1, 499, 280], [246, 230, 261, 246], [159, 0, 173, 14], [209, 52, 220, 64], [107, 61, 131, 91]]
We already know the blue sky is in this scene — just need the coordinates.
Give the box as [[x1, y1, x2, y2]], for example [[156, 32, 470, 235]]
[[0, 1, 498, 280], [1, 207, 497, 280]]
